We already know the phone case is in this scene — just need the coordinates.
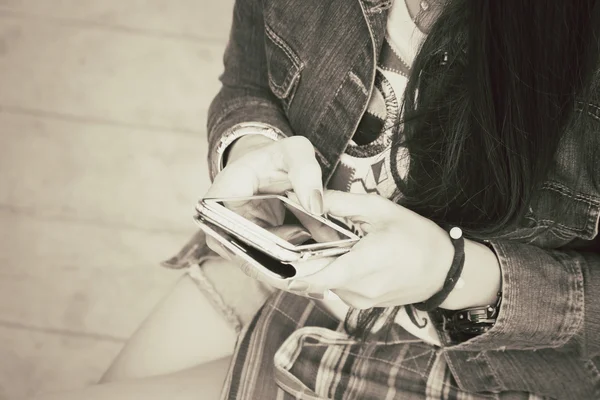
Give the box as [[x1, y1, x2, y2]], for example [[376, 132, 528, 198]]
[[195, 195, 359, 263], [195, 215, 342, 282]]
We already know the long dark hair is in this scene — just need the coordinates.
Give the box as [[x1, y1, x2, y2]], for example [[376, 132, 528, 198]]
[[348, 0, 600, 340]]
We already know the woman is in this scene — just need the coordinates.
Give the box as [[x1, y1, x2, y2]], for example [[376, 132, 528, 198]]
[[35, 0, 600, 399]]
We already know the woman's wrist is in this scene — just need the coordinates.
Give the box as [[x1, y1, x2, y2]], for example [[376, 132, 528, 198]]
[[215, 122, 285, 175], [224, 134, 276, 166], [439, 239, 502, 310]]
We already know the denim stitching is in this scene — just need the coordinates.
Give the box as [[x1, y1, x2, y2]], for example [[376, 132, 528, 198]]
[[268, 68, 298, 95], [348, 71, 369, 96], [264, 24, 304, 99], [482, 351, 504, 393], [264, 24, 303, 68], [542, 181, 600, 205], [280, 74, 301, 112], [584, 102, 600, 121], [558, 251, 585, 346], [267, 68, 297, 98], [574, 100, 600, 122], [584, 359, 600, 398], [443, 353, 467, 390], [364, 1, 393, 14], [308, 65, 366, 173], [533, 219, 587, 235], [313, 147, 331, 169], [444, 351, 502, 394], [527, 181, 600, 236]]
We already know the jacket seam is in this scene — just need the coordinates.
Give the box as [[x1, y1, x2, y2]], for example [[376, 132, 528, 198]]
[[583, 102, 600, 122], [264, 23, 305, 99], [533, 181, 600, 236], [312, 0, 378, 179], [584, 359, 600, 398], [264, 23, 303, 69], [562, 251, 586, 347], [443, 352, 467, 391], [482, 351, 503, 393], [542, 181, 600, 206], [364, 0, 393, 14], [268, 73, 299, 99]]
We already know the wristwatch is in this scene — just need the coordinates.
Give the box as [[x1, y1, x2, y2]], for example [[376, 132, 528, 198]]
[[432, 291, 502, 342]]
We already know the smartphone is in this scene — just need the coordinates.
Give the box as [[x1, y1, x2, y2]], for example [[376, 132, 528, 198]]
[[193, 194, 360, 282]]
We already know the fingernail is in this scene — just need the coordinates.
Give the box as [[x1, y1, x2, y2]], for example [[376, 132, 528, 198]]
[[309, 189, 323, 215], [219, 244, 235, 261], [287, 280, 310, 292], [288, 231, 312, 245], [303, 292, 325, 300]]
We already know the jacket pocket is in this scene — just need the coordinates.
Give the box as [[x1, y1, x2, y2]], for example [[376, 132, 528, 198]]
[[264, 23, 304, 110]]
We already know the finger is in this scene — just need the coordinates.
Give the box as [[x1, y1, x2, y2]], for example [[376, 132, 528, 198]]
[[278, 137, 324, 214], [283, 192, 344, 242], [322, 190, 393, 227], [205, 137, 323, 209], [295, 247, 367, 290], [205, 235, 234, 261], [204, 140, 289, 201]]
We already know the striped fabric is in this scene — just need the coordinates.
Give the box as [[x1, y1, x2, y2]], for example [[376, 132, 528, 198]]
[[220, 291, 549, 400]]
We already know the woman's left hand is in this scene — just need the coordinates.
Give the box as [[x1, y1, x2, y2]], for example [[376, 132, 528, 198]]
[[289, 190, 455, 310]]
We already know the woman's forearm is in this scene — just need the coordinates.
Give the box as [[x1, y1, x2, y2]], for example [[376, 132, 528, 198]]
[[439, 239, 502, 310]]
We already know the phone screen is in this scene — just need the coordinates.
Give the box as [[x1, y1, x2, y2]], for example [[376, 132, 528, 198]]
[[214, 195, 357, 247]]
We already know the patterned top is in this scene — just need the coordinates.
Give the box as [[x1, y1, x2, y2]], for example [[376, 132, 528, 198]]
[[328, 0, 424, 198], [322, 0, 438, 347]]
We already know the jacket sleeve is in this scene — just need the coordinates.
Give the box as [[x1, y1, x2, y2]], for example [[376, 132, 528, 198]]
[[207, 0, 294, 181], [445, 239, 600, 359]]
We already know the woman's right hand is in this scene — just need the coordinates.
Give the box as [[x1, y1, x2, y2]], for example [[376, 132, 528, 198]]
[[203, 134, 324, 260]]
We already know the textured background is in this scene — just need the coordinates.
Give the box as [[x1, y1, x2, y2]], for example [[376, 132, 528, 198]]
[[0, 1, 234, 398]]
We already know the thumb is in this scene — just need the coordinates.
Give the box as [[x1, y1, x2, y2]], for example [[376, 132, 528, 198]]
[[322, 190, 391, 226]]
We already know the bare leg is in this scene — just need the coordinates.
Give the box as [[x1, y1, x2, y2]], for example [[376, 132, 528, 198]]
[[32, 356, 231, 400], [31, 257, 271, 399], [102, 274, 238, 382]]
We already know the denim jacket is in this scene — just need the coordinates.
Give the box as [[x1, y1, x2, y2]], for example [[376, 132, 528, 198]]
[[204, 0, 600, 398]]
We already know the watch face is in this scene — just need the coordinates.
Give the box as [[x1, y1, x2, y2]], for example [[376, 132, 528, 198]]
[[441, 303, 500, 340], [428, 294, 502, 343]]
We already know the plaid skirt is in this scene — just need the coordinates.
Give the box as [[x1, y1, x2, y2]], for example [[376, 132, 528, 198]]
[[219, 291, 547, 400]]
